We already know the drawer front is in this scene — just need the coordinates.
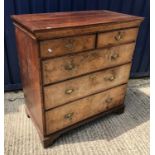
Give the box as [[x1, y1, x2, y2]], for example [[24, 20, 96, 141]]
[[42, 43, 135, 85], [40, 34, 95, 58], [44, 64, 131, 110], [97, 28, 138, 48], [45, 84, 127, 134]]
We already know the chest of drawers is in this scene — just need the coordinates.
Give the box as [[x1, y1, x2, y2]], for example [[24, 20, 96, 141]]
[[12, 10, 143, 147]]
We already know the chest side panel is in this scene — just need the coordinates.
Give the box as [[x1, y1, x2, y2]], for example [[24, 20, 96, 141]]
[[15, 27, 45, 135]]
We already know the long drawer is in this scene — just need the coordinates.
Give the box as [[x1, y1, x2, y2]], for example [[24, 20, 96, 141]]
[[45, 84, 127, 134], [40, 34, 95, 58], [97, 28, 138, 48], [44, 64, 131, 110], [42, 43, 135, 85]]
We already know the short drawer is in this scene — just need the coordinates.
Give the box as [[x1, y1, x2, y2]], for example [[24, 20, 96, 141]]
[[45, 84, 127, 134], [40, 34, 95, 58], [97, 28, 138, 48], [42, 43, 135, 85], [44, 64, 131, 110]]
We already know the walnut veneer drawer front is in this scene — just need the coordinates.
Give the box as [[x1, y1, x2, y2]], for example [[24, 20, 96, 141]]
[[43, 43, 135, 85], [40, 34, 95, 58], [97, 28, 138, 48], [45, 84, 127, 134], [44, 64, 131, 110], [12, 10, 143, 147]]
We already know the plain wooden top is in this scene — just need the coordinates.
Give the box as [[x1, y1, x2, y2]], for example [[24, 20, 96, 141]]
[[11, 10, 143, 33]]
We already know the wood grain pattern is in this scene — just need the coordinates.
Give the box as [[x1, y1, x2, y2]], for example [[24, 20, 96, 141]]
[[15, 27, 45, 134], [97, 28, 139, 48], [40, 34, 95, 58], [45, 84, 127, 134], [11, 10, 143, 32], [44, 64, 131, 110], [42, 43, 135, 85]]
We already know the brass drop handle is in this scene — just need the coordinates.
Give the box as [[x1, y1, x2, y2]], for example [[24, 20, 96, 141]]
[[105, 97, 113, 103], [104, 75, 115, 81], [111, 53, 119, 60], [115, 31, 124, 41], [64, 63, 75, 71], [64, 112, 74, 120], [65, 88, 74, 94], [109, 76, 115, 81]]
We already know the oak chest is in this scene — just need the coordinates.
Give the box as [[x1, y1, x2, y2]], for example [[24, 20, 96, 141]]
[[12, 10, 143, 147]]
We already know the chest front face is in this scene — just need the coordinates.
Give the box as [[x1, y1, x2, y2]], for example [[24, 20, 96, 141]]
[[12, 10, 143, 147]]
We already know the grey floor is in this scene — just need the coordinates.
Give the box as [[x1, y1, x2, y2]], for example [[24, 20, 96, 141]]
[[4, 79, 150, 155]]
